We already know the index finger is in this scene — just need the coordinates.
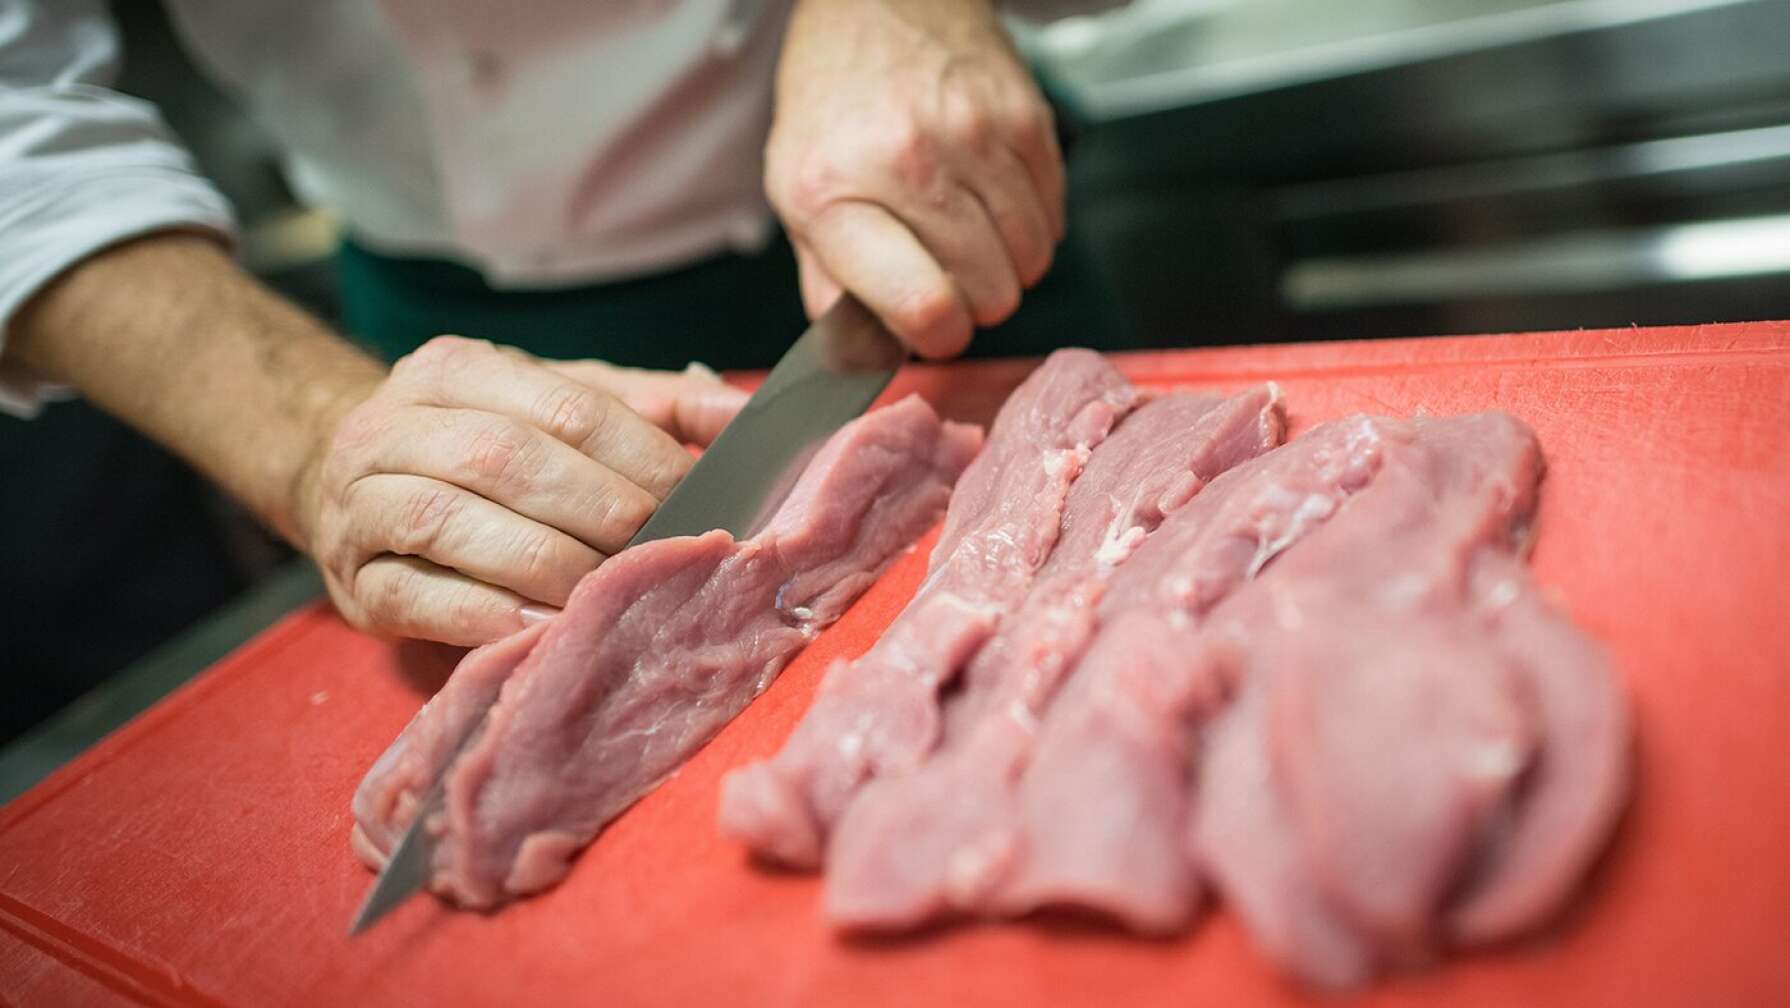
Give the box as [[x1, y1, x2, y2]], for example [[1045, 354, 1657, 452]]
[[803, 199, 974, 359], [396, 337, 693, 499], [548, 359, 749, 447]]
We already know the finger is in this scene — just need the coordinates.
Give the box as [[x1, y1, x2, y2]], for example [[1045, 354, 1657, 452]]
[[894, 182, 1023, 328], [1004, 100, 1067, 242], [341, 473, 603, 607], [962, 140, 1056, 288], [350, 554, 537, 647], [361, 407, 659, 554], [794, 239, 844, 321], [394, 336, 693, 498], [804, 199, 973, 359], [547, 359, 749, 447]]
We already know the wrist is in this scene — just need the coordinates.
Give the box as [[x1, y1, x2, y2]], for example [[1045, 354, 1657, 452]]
[[284, 367, 381, 555]]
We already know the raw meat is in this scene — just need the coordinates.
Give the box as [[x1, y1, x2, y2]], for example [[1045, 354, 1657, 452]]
[[1189, 412, 1630, 985], [352, 394, 982, 907], [717, 361, 1629, 992], [350, 621, 547, 868], [1194, 683, 1375, 989], [990, 413, 1390, 933], [821, 386, 1287, 930], [717, 349, 1138, 868]]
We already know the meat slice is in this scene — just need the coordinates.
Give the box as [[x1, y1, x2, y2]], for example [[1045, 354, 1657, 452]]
[[718, 349, 1138, 868], [1193, 682, 1375, 990], [1257, 418, 1544, 956], [991, 414, 1389, 932], [1445, 553, 1632, 946], [351, 395, 982, 907], [350, 622, 547, 869], [822, 387, 1287, 929], [1189, 412, 1629, 985]]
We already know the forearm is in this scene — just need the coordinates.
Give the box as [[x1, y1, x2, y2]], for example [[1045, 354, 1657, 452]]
[[7, 231, 384, 548]]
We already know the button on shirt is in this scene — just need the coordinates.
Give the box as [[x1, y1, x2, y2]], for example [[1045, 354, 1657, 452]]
[[0, 0, 1113, 414]]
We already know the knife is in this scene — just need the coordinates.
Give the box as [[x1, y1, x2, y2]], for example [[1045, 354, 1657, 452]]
[[348, 295, 906, 935]]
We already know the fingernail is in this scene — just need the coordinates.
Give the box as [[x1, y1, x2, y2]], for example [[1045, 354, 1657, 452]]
[[519, 604, 559, 626], [683, 360, 721, 382]]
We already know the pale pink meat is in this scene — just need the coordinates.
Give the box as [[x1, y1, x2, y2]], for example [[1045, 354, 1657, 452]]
[[350, 621, 547, 870], [992, 414, 1389, 932], [351, 395, 981, 907], [717, 350, 1138, 868], [1189, 413, 1629, 985], [734, 381, 1627, 990], [822, 387, 1287, 930], [1193, 682, 1375, 990], [1446, 554, 1632, 946]]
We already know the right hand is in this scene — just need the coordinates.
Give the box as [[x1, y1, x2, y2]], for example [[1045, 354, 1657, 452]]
[[299, 336, 748, 646]]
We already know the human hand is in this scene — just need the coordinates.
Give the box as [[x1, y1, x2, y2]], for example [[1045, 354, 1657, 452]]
[[299, 337, 747, 645], [767, 0, 1065, 358]]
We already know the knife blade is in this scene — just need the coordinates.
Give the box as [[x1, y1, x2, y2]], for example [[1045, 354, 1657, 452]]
[[349, 294, 906, 934]]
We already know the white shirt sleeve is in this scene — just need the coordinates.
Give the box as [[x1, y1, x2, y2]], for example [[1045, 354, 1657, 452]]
[[0, 0, 236, 418]]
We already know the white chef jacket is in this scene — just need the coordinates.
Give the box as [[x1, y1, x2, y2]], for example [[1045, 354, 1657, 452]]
[[0, 0, 1112, 416]]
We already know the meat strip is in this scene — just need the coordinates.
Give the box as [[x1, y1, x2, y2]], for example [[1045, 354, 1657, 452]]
[[718, 349, 1138, 868], [822, 387, 1286, 930], [352, 395, 981, 907]]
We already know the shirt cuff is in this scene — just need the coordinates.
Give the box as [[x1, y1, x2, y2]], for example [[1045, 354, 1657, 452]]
[[0, 165, 236, 418]]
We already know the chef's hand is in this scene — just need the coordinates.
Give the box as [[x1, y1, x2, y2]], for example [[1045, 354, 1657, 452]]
[[300, 337, 747, 646], [767, 0, 1065, 359]]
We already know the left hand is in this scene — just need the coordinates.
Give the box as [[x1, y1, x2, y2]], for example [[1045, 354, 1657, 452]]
[[766, 0, 1066, 359]]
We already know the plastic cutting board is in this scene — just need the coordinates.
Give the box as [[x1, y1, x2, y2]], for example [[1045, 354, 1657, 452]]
[[3, 322, 1788, 1007]]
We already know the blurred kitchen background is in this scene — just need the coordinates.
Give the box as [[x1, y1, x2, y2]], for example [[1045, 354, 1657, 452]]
[[5, 0, 1789, 757]]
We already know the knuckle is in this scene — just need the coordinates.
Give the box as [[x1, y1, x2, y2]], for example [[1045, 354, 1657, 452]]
[[945, 105, 994, 153], [781, 156, 845, 222], [394, 335, 460, 376], [515, 529, 562, 589], [394, 335, 496, 391], [1024, 241, 1054, 286], [444, 583, 499, 637], [392, 484, 459, 557], [319, 568, 369, 630], [1000, 90, 1051, 140], [337, 600, 375, 635], [980, 280, 1021, 326], [355, 564, 409, 630], [653, 445, 695, 490], [598, 486, 656, 546], [1012, 107, 1048, 144], [890, 281, 961, 341], [461, 419, 538, 489], [536, 382, 608, 448], [881, 126, 938, 191]]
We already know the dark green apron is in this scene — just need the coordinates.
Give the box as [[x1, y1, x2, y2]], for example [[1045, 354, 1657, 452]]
[[336, 230, 1126, 368]]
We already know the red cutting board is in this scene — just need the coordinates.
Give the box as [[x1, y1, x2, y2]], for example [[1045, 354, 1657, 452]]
[[4, 323, 1788, 1008]]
